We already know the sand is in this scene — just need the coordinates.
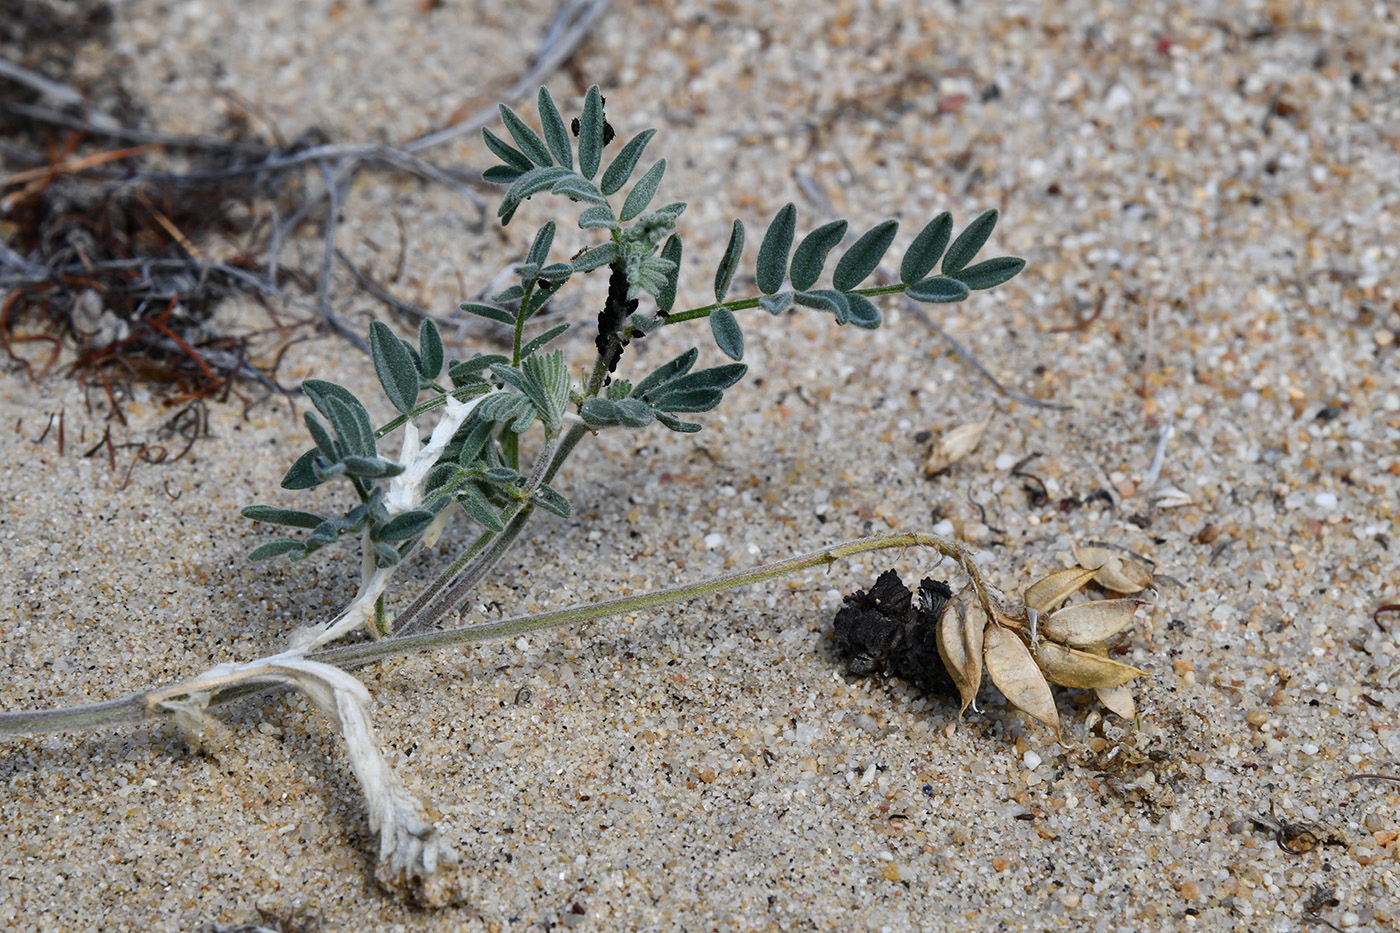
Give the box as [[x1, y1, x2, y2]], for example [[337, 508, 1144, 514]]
[[2, 0, 1398, 929]]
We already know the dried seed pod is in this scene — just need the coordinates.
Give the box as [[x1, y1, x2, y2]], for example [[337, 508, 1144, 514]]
[[1032, 640, 1147, 689], [1092, 556, 1156, 594], [923, 416, 990, 475], [937, 597, 985, 717], [1095, 684, 1136, 720], [1039, 599, 1145, 647], [1024, 566, 1098, 614], [983, 625, 1060, 737]]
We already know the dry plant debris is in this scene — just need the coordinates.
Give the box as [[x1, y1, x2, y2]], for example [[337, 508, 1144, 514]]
[[834, 542, 1158, 739]]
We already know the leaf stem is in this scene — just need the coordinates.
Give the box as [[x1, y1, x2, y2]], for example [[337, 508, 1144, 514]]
[[662, 283, 911, 325]]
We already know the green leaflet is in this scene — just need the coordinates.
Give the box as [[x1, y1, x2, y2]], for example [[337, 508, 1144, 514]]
[[241, 505, 326, 529], [499, 104, 553, 167], [536, 87, 573, 169], [942, 209, 1000, 275], [656, 234, 682, 313], [709, 306, 744, 360], [900, 212, 953, 285], [601, 128, 656, 196], [789, 220, 848, 291], [832, 219, 898, 291], [620, 159, 666, 222], [370, 321, 422, 415], [950, 256, 1026, 290], [713, 219, 745, 302], [906, 276, 971, 303], [577, 85, 605, 179], [418, 319, 443, 380], [756, 203, 797, 295]]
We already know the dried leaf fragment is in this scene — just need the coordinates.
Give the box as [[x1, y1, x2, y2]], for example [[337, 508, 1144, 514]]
[[1039, 599, 1145, 646], [1033, 640, 1147, 689], [1095, 684, 1136, 720], [983, 625, 1059, 737], [1093, 556, 1156, 594], [936, 598, 985, 717], [923, 416, 990, 475], [1024, 566, 1098, 614]]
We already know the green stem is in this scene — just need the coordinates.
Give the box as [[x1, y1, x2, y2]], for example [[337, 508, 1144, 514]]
[[661, 283, 910, 326], [0, 531, 989, 737]]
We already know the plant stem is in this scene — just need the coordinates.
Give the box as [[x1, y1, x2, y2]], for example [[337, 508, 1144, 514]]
[[661, 282, 911, 326], [0, 530, 990, 737]]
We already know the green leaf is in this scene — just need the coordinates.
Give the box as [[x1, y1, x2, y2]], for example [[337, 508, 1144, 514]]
[[341, 455, 407, 479], [522, 278, 566, 322], [519, 350, 571, 433], [580, 397, 623, 427], [375, 509, 436, 542], [657, 234, 682, 313], [615, 398, 656, 427], [481, 128, 533, 173], [619, 159, 666, 222], [527, 221, 555, 267], [454, 419, 495, 466], [789, 220, 848, 291], [370, 320, 422, 415], [906, 276, 971, 303], [503, 165, 573, 209], [248, 539, 307, 561], [306, 386, 374, 458], [482, 165, 525, 185], [756, 203, 797, 295], [551, 175, 607, 204], [242, 505, 326, 529], [655, 411, 702, 433], [572, 242, 620, 272], [644, 363, 746, 412], [844, 292, 883, 329], [579, 205, 618, 230], [491, 284, 525, 303], [793, 289, 849, 322], [950, 256, 1026, 290], [709, 306, 744, 360], [632, 347, 698, 396], [537, 87, 573, 169], [477, 389, 536, 432], [713, 219, 745, 302], [534, 483, 572, 519], [304, 411, 338, 462], [372, 541, 401, 566], [280, 449, 322, 490], [759, 292, 794, 315], [499, 104, 553, 167], [942, 209, 1000, 275], [458, 484, 505, 532], [305, 518, 341, 549], [833, 219, 898, 291], [520, 322, 570, 358], [460, 302, 516, 325], [900, 212, 953, 285], [418, 319, 444, 380], [600, 128, 656, 196], [578, 85, 605, 179]]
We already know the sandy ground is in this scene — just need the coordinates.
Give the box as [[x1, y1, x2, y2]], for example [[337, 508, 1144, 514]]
[[3, 0, 1399, 930]]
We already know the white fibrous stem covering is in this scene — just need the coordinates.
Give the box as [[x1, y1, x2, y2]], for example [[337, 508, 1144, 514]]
[[158, 656, 461, 905], [288, 392, 489, 651]]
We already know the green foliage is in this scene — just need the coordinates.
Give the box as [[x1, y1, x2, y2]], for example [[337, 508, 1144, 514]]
[[246, 85, 1027, 588]]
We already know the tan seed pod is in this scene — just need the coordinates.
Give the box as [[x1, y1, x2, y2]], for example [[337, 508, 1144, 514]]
[[1092, 555, 1156, 594], [1033, 640, 1148, 689], [983, 625, 1060, 737], [937, 597, 985, 717], [1071, 541, 1115, 570], [923, 416, 990, 475], [1095, 684, 1136, 720], [1039, 599, 1145, 647], [1024, 566, 1098, 614]]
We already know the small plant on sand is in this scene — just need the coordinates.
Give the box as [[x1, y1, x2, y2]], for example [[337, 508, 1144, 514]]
[[0, 87, 1153, 905]]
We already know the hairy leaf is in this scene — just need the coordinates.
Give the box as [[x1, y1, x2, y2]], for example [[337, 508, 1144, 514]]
[[942, 209, 999, 275], [248, 539, 307, 561], [789, 220, 848, 291], [534, 483, 573, 519], [550, 174, 608, 204], [418, 319, 443, 380], [632, 347, 698, 396], [578, 204, 618, 230], [370, 321, 422, 415], [458, 484, 505, 532], [833, 219, 898, 291], [905, 276, 970, 303], [481, 127, 533, 173], [900, 212, 952, 285], [620, 159, 666, 222], [577, 85, 605, 179], [519, 323, 570, 359], [758, 291, 794, 315], [951, 256, 1026, 291], [520, 350, 571, 433], [503, 165, 573, 210], [341, 455, 407, 479], [600, 128, 656, 196], [572, 242, 620, 272], [843, 293, 883, 329], [657, 234, 682, 313], [527, 222, 555, 267], [713, 219, 745, 302], [375, 509, 436, 542], [482, 165, 525, 185], [280, 449, 322, 490], [709, 306, 744, 361], [499, 104, 552, 167], [317, 393, 376, 459], [756, 203, 797, 295], [536, 87, 573, 169], [460, 302, 516, 325], [242, 505, 326, 529], [655, 411, 702, 433], [793, 289, 849, 323], [304, 411, 338, 463]]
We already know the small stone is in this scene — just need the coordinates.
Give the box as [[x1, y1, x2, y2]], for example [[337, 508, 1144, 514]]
[[1022, 750, 1042, 770]]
